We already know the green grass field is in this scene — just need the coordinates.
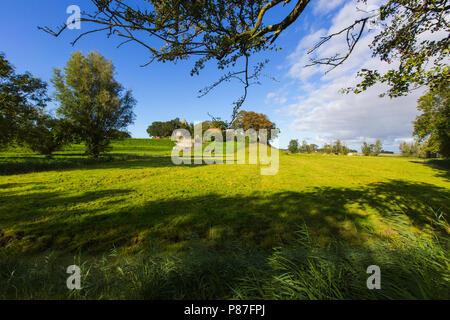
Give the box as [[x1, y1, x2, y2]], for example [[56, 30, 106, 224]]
[[0, 139, 449, 299]]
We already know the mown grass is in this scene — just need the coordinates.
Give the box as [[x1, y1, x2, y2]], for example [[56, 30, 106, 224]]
[[0, 139, 175, 175], [0, 138, 449, 299]]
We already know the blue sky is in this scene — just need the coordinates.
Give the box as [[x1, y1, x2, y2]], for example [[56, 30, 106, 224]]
[[0, 0, 423, 151]]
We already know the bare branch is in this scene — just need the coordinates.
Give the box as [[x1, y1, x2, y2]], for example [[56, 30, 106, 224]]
[[306, 17, 369, 72]]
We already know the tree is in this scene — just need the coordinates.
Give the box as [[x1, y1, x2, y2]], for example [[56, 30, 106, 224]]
[[193, 121, 213, 139], [288, 139, 299, 153], [232, 110, 277, 141], [334, 140, 350, 155], [332, 140, 342, 155], [147, 121, 166, 138], [52, 51, 136, 158], [399, 141, 409, 155], [323, 143, 332, 154], [373, 139, 383, 156], [210, 120, 228, 131], [399, 140, 425, 157], [42, 1, 449, 117], [361, 142, 371, 156], [309, 144, 318, 153], [413, 82, 450, 158], [299, 140, 308, 153], [0, 53, 49, 147], [361, 140, 382, 156], [341, 144, 350, 155], [147, 118, 190, 138]]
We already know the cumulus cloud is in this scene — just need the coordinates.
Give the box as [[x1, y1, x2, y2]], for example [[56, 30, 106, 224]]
[[313, 0, 346, 14], [280, 0, 424, 151], [287, 82, 423, 149], [266, 92, 288, 105]]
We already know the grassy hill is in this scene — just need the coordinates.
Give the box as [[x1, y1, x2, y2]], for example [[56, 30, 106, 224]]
[[0, 138, 448, 299]]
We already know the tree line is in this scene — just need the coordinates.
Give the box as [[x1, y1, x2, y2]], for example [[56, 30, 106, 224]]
[[394, 81, 448, 158], [0, 51, 135, 158], [288, 139, 357, 155], [146, 110, 278, 141], [288, 139, 390, 156], [361, 140, 383, 156]]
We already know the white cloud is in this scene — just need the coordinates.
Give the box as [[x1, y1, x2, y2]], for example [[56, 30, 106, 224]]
[[281, 0, 426, 151], [288, 82, 423, 149], [266, 91, 287, 105], [313, 0, 346, 14]]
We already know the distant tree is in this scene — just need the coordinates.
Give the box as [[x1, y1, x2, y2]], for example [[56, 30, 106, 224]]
[[147, 121, 166, 137], [362, 142, 372, 156], [399, 141, 409, 155], [207, 114, 229, 131], [330, 140, 349, 155], [332, 140, 342, 155], [413, 82, 450, 158], [148, 118, 192, 138], [52, 51, 136, 158], [341, 144, 350, 155], [361, 140, 382, 156], [193, 121, 213, 139], [0, 53, 49, 147], [186, 121, 195, 136], [288, 139, 299, 153], [309, 144, 319, 153], [232, 110, 278, 141], [399, 140, 426, 157], [300, 140, 308, 153], [323, 143, 332, 154], [373, 139, 383, 156], [111, 129, 132, 139]]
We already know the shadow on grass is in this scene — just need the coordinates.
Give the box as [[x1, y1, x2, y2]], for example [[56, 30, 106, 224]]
[[2, 226, 447, 299], [0, 154, 178, 175], [411, 158, 450, 181], [0, 179, 448, 254], [0, 154, 236, 175]]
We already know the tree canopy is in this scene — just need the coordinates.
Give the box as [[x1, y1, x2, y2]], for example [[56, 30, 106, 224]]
[[231, 110, 277, 140], [288, 139, 299, 153], [41, 0, 449, 119], [147, 118, 191, 137], [361, 140, 382, 156], [0, 53, 49, 147], [413, 81, 450, 157]]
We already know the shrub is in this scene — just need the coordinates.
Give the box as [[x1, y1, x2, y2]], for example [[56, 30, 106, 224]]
[[288, 139, 299, 153], [24, 116, 73, 156]]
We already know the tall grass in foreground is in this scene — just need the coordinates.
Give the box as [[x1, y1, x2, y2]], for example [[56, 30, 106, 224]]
[[235, 227, 449, 299], [1, 218, 448, 300]]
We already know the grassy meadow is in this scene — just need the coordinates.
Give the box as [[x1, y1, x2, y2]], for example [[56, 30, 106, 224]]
[[0, 138, 449, 299]]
